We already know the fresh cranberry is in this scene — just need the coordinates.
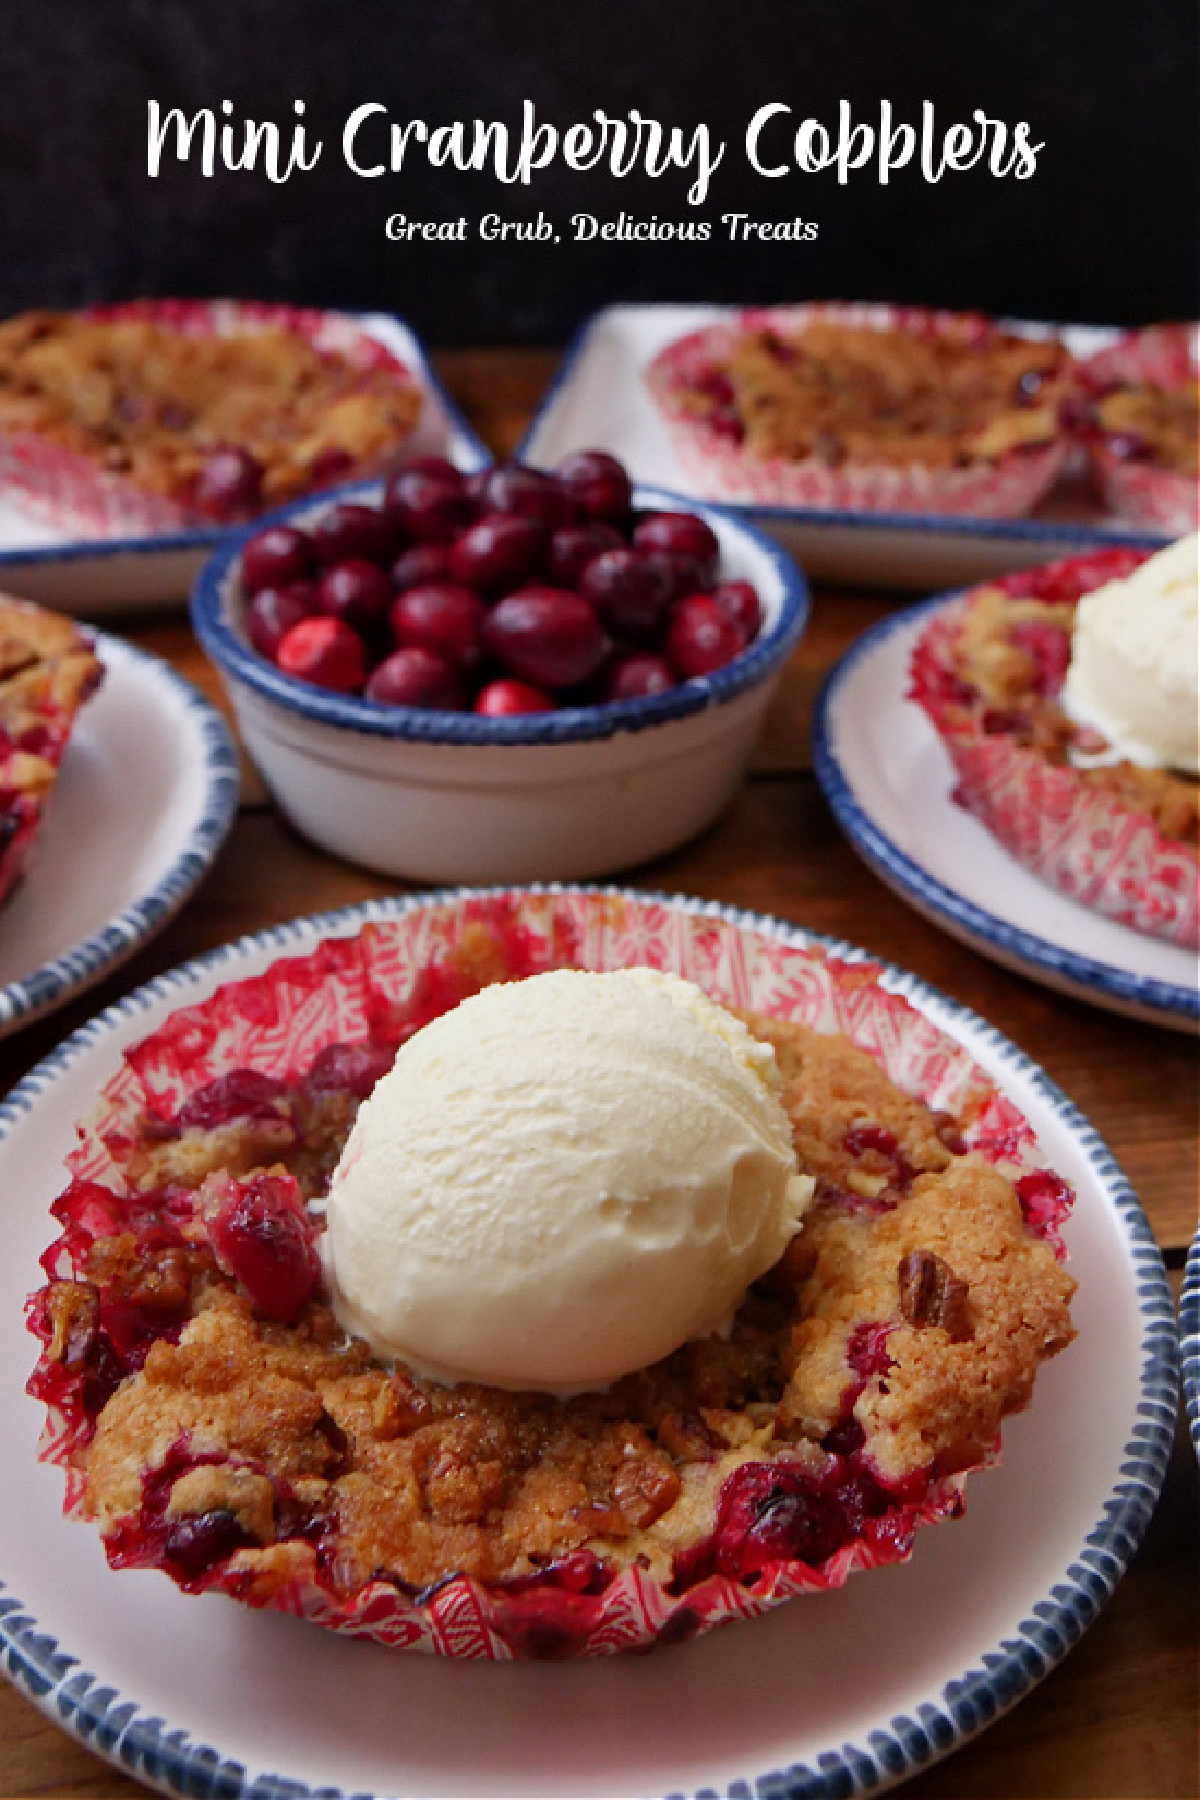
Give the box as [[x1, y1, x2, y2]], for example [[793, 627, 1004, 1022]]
[[580, 548, 673, 639], [483, 587, 610, 689], [545, 520, 624, 587], [641, 547, 717, 604], [475, 678, 555, 716], [310, 502, 396, 568], [240, 525, 313, 594], [385, 464, 472, 542], [390, 583, 486, 669], [308, 446, 356, 488], [604, 652, 675, 702], [666, 594, 745, 679], [480, 462, 575, 529], [205, 1171, 321, 1322], [246, 582, 318, 660], [315, 559, 394, 633], [276, 616, 367, 693], [554, 450, 633, 521], [449, 513, 546, 591], [193, 446, 264, 520], [713, 578, 761, 642], [391, 542, 454, 590], [365, 645, 464, 709], [633, 511, 721, 580], [405, 454, 464, 482]]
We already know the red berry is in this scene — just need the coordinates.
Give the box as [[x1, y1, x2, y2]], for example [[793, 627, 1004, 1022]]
[[385, 464, 472, 542], [545, 520, 624, 588], [475, 678, 555, 716], [580, 547, 673, 639], [315, 559, 394, 632], [365, 645, 464, 709], [480, 463, 575, 529], [666, 594, 745, 679], [713, 579, 761, 642], [640, 547, 716, 603], [604, 652, 675, 702], [307, 445, 356, 488], [194, 445, 263, 520], [483, 586, 610, 689], [391, 583, 486, 669], [633, 511, 720, 583], [311, 502, 396, 567], [391, 543, 454, 590], [555, 450, 633, 521], [276, 616, 366, 692], [246, 581, 317, 659], [449, 512, 545, 591], [241, 525, 313, 593], [204, 1171, 320, 1323]]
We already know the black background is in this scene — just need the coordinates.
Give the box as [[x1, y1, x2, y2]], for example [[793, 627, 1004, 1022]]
[[2, 0, 1196, 345]]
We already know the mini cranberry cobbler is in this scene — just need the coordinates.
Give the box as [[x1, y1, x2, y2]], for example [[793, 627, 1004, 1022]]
[[646, 305, 1077, 516], [27, 899, 1077, 1658], [910, 544, 1199, 948], [0, 301, 422, 533]]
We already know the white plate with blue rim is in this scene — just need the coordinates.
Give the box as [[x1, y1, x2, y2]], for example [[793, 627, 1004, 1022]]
[[0, 312, 490, 616], [813, 595, 1200, 1032], [518, 304, 1169, 592], [0, 887, 1179, 1798], [0, 632, 239, 1036], [1181, 1228, 1200, 1458]]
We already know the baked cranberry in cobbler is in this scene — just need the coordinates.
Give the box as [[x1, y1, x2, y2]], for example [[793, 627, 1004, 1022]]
[[27, 913, 1076, 1657], [0, 594, 103, 910]]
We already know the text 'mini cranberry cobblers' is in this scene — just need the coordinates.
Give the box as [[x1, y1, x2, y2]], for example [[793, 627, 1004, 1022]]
[[27, 905, 1077, 1658]]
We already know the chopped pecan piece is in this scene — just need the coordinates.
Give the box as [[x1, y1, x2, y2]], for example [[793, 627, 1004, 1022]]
[[611, 1451, 681, 1530], [898, 1250, 973, 1341], [43, 1280, 100, 1366]]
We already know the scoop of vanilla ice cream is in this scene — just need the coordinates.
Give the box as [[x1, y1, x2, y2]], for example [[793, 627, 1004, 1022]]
[[1060, 533, 1199, 774], [321, 967, 812, 1391]]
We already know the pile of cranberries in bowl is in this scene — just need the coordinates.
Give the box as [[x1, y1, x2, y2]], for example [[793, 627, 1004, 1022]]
[[236, 451, 765, 716]]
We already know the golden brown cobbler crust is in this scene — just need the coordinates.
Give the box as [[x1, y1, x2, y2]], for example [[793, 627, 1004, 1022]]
[[74, 1012, 1076, 1596], [0, 309, 421, 509], [696, 322, 1071, 469]]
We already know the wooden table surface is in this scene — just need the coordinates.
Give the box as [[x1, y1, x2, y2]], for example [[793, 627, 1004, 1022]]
[[0, 350, 1195, 1800]]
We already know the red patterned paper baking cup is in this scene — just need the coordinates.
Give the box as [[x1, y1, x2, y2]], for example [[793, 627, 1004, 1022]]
[[645, 303, 1073, 517], [0, 299, 422, 539], [29, 889, 1074, 1658], [1080, 324, 1199, 535], [910, 549, 1199, 949]]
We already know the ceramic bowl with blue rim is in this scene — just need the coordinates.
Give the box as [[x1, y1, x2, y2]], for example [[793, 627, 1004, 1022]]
[[191, 484, 808, 883], [0, 886, 1179, 1799]]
